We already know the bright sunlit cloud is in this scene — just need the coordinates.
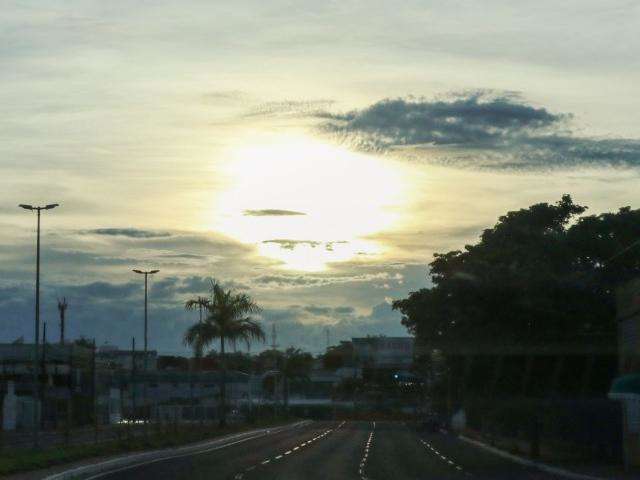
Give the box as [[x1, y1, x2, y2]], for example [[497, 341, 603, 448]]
[[209, 132, 407, 271]]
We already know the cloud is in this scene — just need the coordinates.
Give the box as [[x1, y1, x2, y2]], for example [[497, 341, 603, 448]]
[[244, 99, 335, 118], [61, 281, 141, 300], [243, 209, 306, 217], [302, 305, 356, 317], [155, 276, 251, 298], [320, 91, 563, 147], [252, 270, 402, 289], [263, 239, 321, 250], [263, 239, 347, 251], [158, 253, 206, 259], [261, 301, 406, 353], [253, 274, 322, 287], [0, 266, 416, 354], [317, 91, 640, 169], [83, 228, 172, 239], [303, 305, 333, 316]]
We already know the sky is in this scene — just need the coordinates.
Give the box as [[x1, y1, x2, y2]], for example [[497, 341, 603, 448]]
[[1, 1, 639, 354]]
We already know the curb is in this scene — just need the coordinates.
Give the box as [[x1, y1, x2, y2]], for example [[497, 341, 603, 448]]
[[458, 434, 607, 480], [44, 420, 311, 480]]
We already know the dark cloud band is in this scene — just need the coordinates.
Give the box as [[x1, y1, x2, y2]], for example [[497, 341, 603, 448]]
[[317, 91, 640, 169], [83, 228, 172, 238]]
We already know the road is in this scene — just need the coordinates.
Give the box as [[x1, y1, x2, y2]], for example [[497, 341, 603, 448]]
[[92, 421, 566, 480]]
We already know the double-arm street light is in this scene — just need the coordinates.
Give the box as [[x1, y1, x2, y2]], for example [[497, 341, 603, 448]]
[[19, 203, 59, 447], [132, 269, 159, 369]]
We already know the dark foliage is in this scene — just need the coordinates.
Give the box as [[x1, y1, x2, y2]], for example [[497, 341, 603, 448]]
[[393, 195, 636, 402]]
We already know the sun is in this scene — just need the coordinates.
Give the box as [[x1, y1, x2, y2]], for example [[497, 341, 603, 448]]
[[208, 132, 407, 271]]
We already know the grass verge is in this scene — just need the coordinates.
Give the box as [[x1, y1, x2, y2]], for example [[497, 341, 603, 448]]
[[0, 418, 294, 477]]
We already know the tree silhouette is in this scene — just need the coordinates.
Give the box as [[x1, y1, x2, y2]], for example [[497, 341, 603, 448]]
[[183, 280, 264, 426]]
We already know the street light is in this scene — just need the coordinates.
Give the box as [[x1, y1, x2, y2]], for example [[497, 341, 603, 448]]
[[19, 202, 59, 447], [132, 269, 159, 367]]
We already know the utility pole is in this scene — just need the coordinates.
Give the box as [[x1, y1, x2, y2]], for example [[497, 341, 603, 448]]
[[131, 337, 136, 421], [132, 269, 159, 370], [57, 298, 68, 345], [19, 202, 59, 448], [40, 322, 47, 429], [92, 339, 97, 443], [132, 269, 159, 421], [65, 344, 72, 444]]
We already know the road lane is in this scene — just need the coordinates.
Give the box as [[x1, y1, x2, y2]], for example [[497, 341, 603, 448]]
[[93, 421, 335, 480], [364, 421, 570, 480], [241, 420, 369, 480], [80, 421, 574, 480], [417, 428, 567, 480], [367, 421, 459, 480]]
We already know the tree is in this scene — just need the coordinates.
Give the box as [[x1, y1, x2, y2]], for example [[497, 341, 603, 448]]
[[183, 279, 264, 426], [73, 336, 94, 349], [393, 195, 632, 404], [206, 351, 255, 373], [322, 341, 354, 371], [280, 347, 314, 411], [255, 348, 313, 410], [184, 297, 211, 360]]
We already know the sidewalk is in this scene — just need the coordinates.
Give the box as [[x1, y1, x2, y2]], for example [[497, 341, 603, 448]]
[[459, 431, 634, 480]]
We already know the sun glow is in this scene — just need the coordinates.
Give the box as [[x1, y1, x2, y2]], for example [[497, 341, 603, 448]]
[[210, 133, 407, 271]]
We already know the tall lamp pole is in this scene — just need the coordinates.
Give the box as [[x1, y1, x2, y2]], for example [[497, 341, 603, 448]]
[[19, 203, 59, 448], [133, 269, 159, 373]]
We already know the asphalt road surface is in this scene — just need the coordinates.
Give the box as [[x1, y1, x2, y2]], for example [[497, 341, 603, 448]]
[[93, 421, 567, 480]]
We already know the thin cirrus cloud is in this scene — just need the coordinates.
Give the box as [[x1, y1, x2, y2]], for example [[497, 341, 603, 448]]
[[243, 209, 307, 217], [262, 239, 348, 251], [83, 228, 173, 239], [316, 91, 640, 169]]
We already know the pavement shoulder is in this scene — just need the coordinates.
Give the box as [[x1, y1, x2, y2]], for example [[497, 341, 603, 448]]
[[458, 434, 630, 480]]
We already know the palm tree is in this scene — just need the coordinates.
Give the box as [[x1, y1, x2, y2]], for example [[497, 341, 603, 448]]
[[184, 296, 210, 361], [185, 296, 210, 323], [183, 280, 264, 426], [184, 296, 210, 417]]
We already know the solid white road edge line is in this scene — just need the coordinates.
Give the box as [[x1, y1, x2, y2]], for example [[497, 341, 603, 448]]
[[458, 434, 607, 480]]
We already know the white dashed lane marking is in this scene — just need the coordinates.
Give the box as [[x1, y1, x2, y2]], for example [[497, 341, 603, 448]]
[[419, 437, 472, 477], [232, 422, 346, 478], [358, 422, 375, 480]]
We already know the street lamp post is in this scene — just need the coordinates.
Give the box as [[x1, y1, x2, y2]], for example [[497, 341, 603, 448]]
[[132, 269, 159, 363], [19, 203, 59, 448], [132, 268, 159, 420]]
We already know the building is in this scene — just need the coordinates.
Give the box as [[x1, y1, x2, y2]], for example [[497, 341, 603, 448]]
[[352, 336, 414, 369], [610, 279, 640, 470], [97, 343, 158, 371], [351, 336, 415, 385], [1, 343, 256, 429], [97, 370, 253, 423], [0, 343, 94, 429]]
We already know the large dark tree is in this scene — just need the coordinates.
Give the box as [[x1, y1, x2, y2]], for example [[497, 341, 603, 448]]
[[394, 195, 636, 403]]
